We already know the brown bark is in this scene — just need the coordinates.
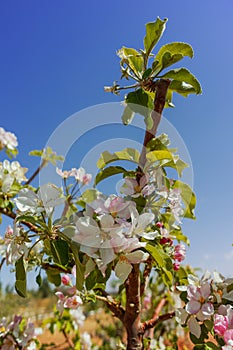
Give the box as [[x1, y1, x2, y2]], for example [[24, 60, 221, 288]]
[[124, 264, 143, 350]]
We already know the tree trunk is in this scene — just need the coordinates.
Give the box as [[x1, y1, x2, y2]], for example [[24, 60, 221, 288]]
[[124, 264, 143, 350], [124, 79, 171, 350]]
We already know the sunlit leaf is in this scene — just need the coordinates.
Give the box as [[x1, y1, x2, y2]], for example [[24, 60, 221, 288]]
[[144, 17, 167, 56], [154, 42, 193, 73], [95, 166, 132, 186], [160, 68, 202, 94], [97, 148, 140, 169]]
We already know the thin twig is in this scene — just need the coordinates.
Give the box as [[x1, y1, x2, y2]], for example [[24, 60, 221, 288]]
[[25, 159, 47, 185]]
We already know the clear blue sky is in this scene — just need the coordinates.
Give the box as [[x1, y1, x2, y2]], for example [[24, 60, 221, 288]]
[[0, 0, 233, 288]]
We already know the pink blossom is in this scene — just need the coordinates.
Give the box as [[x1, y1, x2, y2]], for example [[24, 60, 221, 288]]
[[224, 329, 233, 347], [186, 283, 214, 320], [214, 314, 228, 336], [156, 222, 163, 228], [61, 274, 71, 286], [173, 244, 186, 262], [64, 295, 82, 309]]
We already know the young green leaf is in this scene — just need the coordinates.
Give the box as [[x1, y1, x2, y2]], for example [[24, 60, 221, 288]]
[[160, 68, 202, 94], [169, 80, 197, 97], [173, 180, 196, 219], [144, 17, 167, 57], [117, 47, 144, 76], [154, 42, 194, 73], [95, 165, 132, 186], [96, 148, 140, 169]]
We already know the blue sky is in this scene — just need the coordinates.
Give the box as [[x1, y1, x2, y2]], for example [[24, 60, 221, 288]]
[[0, 0, 233, 288]]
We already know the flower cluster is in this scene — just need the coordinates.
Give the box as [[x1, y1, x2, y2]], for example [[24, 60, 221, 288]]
[[56, 166, 92, 185], [214, 305, 233, 349], [176, 272, 233, 348], [0, 160, 27, 193], [0, 315, 38, 350], [0, 127, 18, 151], [55, 267, 83, 315], [73, 194, 155, 281]]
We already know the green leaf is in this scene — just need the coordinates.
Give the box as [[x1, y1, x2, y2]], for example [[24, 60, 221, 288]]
[[81, 189, 99, 203], [162, 157, 188, 177], [146, 149, 174, 163], [95, 166, 132, 186], [122, 105, 135, 125], [36, 273, 42, 287], [146, 244, 164, 267], [144, 17, 168, 56], [15, 256, 27, 297], [173, 180, 196, 219], [97, 148, 140, 169], [169, 80, 197, 97], [85, 269, 97, 290], [117, 47, 144, 74], [161, 267, 173, 287], [50, 239, 69, 266], [124, 89, 154, 127], [29, 147, 64, 165], [204, 342, 221, 350], [46, 270, 61, 287], [160, 68, 202, 94], [154, 42, 193, 73], [70, 243, 85, 291], [165, 88, 175, 108], [142, 68, 152, 79]]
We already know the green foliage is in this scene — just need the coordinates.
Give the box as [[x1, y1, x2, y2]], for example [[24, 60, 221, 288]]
[[160, 67, 202, 94], [29, 146, 64, 165], [96, 148, 140, 169], [106, 17, 202, 127], [144, 17, 168, 57], [50, 239, 69, 266], [173, 180, 196, 219], [15, 255, 27, 297]]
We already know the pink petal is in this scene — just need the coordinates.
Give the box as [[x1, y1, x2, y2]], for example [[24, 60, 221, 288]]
[[200, 283, 210, 299], [186, 300, 201, 314]]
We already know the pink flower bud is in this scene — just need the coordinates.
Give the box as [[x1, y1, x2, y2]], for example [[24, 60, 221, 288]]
[[156, 222, 163, 228], [173, 244, 186, 262], [173, 262, 180, 271], [160, 237, 173, 246], [61, 274, 71, 286], [214, 314, 228, 336]]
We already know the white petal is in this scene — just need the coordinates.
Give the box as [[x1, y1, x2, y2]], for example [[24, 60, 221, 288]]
[[186, 300, 201, 314], [115, 260, 132, 283], [125, 250, 149, 264], [188, 316, 201, 338], [100, 214, 114, 229], [200, 283, 210, 299], [100, 245, 116, 266], [175, 308, 188, 325], [2, 176, 14, 192], [136, 213, 154, 231]]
